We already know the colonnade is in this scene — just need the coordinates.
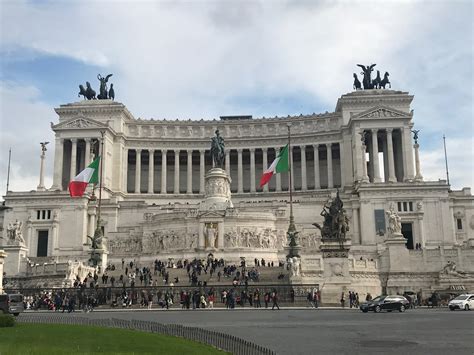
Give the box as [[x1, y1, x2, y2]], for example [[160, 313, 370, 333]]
[[361, 128, 414, 183], [123, 144, 341, 194], [50, 126, 415, 193]]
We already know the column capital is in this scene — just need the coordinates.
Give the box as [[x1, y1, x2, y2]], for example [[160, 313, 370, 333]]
[[249, 148, 255, 153], [312, 144, 319, 149], [136, 148, 142, 153], [261, 147, 268, 153], [187, 149, 193, 155], [199, 149, 205, 154], [325, 142, 332, 148], [386, 128, 394, 134], [371, 128, 379, 134], [148, 149, 155, 154], [300, 145, 306, 151], [237, 148, 243, 153], [84, 137, 92, 143], [162, 149, 168, 154], [70, 138, 77, 143]]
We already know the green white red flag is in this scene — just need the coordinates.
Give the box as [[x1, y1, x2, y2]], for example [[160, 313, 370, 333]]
[[68, 157, 100, 197], [259, 144, 289, 187]]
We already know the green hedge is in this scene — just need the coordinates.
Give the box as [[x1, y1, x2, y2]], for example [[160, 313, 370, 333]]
[[0, 314, 16, 327]]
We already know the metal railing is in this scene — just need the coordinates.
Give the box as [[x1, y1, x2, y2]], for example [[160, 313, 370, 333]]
[[18, 314, 275, 355], [6, 283, 320, 308]]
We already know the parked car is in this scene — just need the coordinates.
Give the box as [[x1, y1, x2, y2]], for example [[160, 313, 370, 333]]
[[360, 295, 409, 313], [0, 293, 25, 316], [448, 294, 474, 311]]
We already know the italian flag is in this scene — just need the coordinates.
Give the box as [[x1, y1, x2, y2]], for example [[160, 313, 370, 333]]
[[68, 157, 100, 197], [259, 144, 289, 187]]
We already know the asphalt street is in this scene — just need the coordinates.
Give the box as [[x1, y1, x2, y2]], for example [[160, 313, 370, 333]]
[[22, 308, 474, 355]]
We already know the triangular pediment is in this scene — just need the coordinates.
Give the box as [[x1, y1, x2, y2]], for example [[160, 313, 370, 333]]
[[352, 106, 411, 120], [52, 116, 107, 130], [198, 210, 226, 218]]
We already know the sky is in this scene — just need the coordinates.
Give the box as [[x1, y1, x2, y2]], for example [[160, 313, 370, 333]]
[[0, 0, 473, 198]]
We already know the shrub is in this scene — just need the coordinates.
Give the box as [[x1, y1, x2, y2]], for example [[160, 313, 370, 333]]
[[0, 314, 16, 327]]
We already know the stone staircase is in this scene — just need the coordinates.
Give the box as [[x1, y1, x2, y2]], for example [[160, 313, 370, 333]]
[[97, 261, 289, 287]]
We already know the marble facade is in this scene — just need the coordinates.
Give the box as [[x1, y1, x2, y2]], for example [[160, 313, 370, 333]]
[[1, 88, 474, 297]]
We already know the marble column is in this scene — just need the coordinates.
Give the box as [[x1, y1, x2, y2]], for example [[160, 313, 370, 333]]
[[300, 145, 307, 191], [414, 143, 423, 181], [199, 150, 205, 194], [122, 148, 128, 192], [371, 129, 381, 182], [352, 207, 361, 245], [402, 126, 415, 181], [418, 215, 425, 248], [148, 149, 154, 194], [88, 210, 96, 244], [250, 148, 256, 193], [187, 150, 193, 194], [174, 150, 180, 194], [37, 146, 46, 191], [326, 143, 333, 188], [275, 147, 282, 192], [69, 138, 77, 181], [237, 149, 243, 193], [84, 138, 91, 167], [339, 141, 346, 187], [135, 149, 141, 193], [161, 150, 167, 194], [262, 148, 268, 192], [225, 150, 230, 176], [51, 137, 64, 190], [313, 144, 320, 189], [360, 132, 369, 183], [386, 129, 397, 183]]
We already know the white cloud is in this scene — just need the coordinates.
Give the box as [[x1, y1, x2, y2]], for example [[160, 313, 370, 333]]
[[0, 1, 472, 193], [420, 136, 474, 190], [0, 82, 55, 195]]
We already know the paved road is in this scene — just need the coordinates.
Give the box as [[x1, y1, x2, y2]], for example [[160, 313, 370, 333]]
[[22, 308, 473, 354]]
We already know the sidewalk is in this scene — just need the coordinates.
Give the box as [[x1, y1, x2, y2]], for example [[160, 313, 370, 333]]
[[24, 306, 364, 313]]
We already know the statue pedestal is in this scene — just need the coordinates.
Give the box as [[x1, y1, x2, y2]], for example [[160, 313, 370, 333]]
[[318, 239, 352, 305], [88, 248, 108, 273], [200, 168, 233, 211], [0, 250, 7, 294], [2, 244, 28, 277], [385, 232, 410, 273]]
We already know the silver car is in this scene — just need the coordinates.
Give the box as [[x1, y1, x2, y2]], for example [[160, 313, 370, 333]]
[[0, 294, 25, 316]]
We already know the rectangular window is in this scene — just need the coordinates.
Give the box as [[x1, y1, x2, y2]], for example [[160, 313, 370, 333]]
[[401, 223, 414, 250], [403, 202, 408, 212], [397, 202, 402, 212], [37, 210, 41, 219], [374, 209, 386, 235], [42, 210, 46, 219], [457, 219, 463, 230], [408, 202, 413, 211], [37, 230, 49, 257], [47, 210, 51, 219]]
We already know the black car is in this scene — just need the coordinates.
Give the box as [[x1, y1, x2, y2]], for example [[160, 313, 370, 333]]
[[360, 295, 409, 313]]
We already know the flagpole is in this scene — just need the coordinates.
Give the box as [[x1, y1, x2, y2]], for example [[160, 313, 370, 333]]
[[6, 148, 11, 195], [287, 124, 294, 225], [443, 134, 450, 186], [97, 131, 105, 227], [286, 123, 299, 258]]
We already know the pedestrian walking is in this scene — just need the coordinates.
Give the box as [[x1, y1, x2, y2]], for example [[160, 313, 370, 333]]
[[340, 292, 345, 308], [271, 290, 280, 310]]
